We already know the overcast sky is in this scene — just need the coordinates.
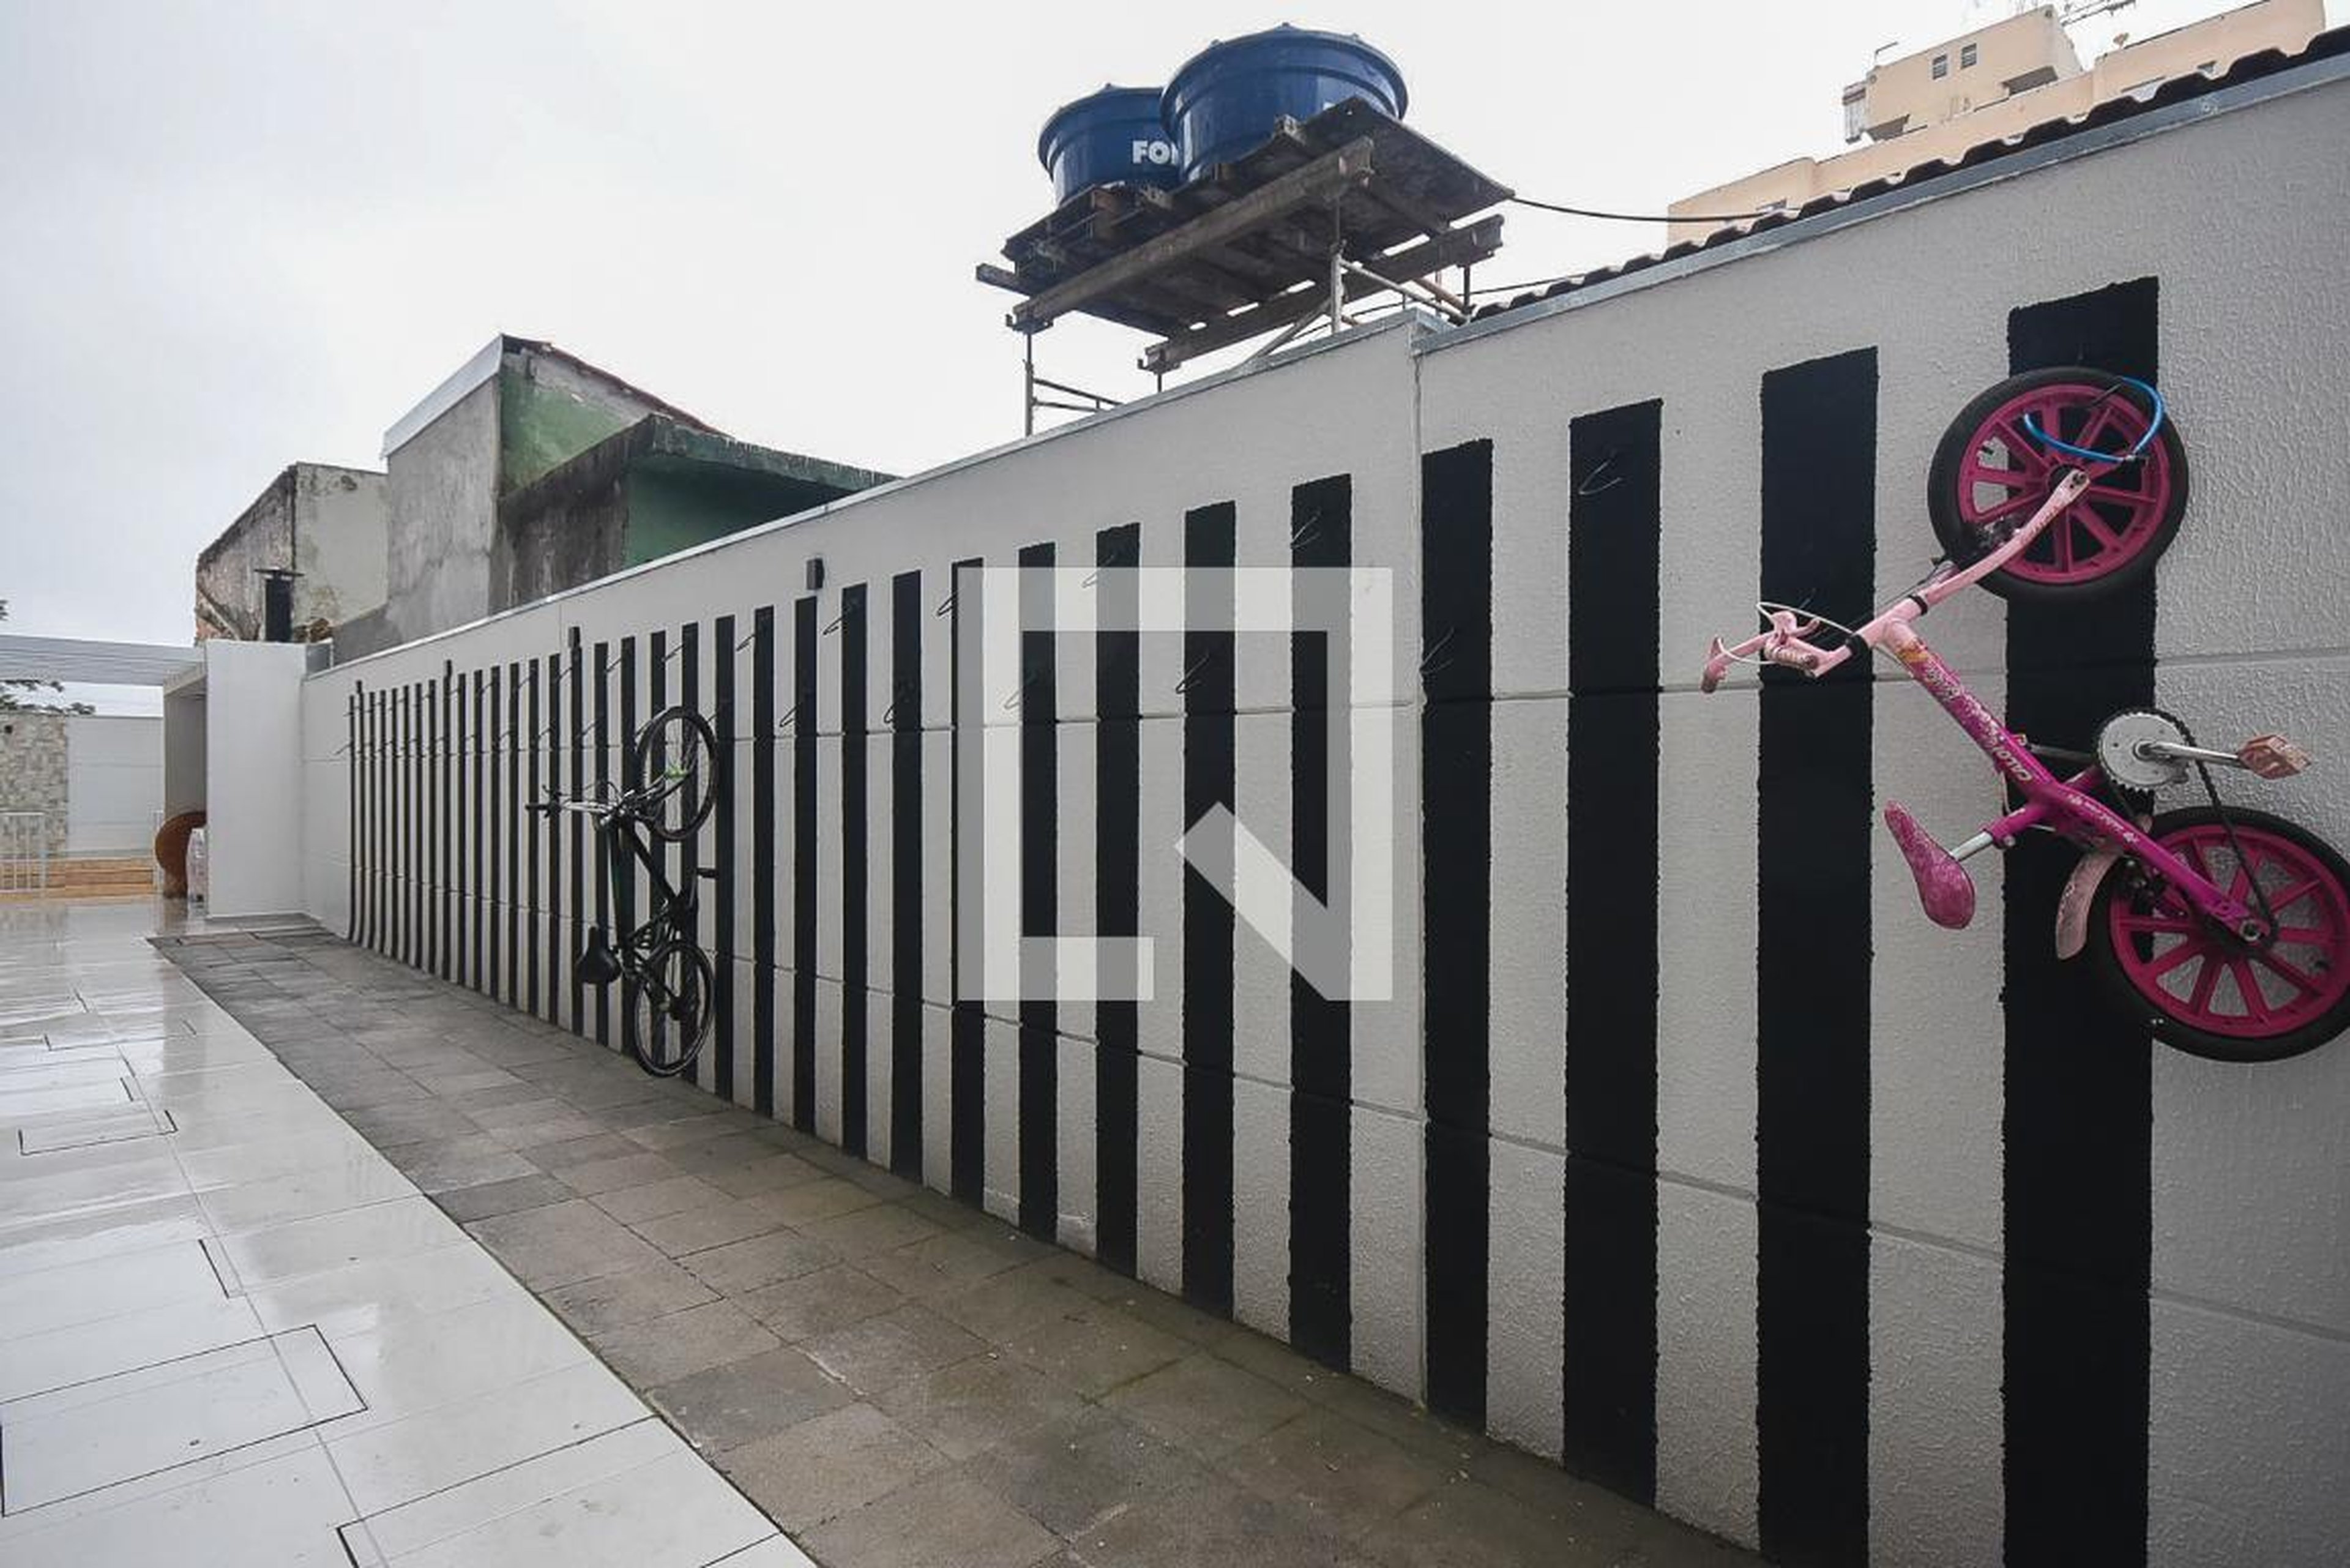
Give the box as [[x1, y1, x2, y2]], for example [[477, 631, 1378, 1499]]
[[1, 0, 2316, 676]]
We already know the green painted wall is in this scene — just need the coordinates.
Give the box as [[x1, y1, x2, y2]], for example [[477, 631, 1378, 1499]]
[[498, 365, 641, 494], [623, 465, 813, 568]]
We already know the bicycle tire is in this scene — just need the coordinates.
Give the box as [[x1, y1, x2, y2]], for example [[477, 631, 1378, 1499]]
[[630, 706, 718, 843], [1927, 366, 2188, 603], [2084, 806, 2350, 1063], [624, 938, 715, 1078]]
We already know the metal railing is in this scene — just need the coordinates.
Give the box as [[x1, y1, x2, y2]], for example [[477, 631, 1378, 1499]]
[[0, 812, 48, 894]]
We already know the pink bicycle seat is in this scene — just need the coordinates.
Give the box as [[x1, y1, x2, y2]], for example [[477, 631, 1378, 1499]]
[[1884, 801, 1977, 930]]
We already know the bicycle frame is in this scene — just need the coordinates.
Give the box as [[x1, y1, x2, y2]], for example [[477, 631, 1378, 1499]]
[[602, 808, 696, 960], [1700, 467, 2264, 940]]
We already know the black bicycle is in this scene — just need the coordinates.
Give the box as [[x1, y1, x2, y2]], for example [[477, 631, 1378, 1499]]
[[528, 705, 720, 1077]]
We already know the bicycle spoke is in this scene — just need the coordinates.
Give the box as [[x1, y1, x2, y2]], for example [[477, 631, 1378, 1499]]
[[2226, 960, 2272, 1023], [2253, 949, 2322, 997], [2068, 505, 2122, 551], [2266, 876, 2323, 912], [2144, 939, 2204, 980], [2187, 954, 2222, 1015]]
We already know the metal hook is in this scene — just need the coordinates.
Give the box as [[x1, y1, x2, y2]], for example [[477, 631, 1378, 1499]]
[[662, 640, 688, 664], [1419, 625, 1459, 679], [1289, 512, 1322, 552], [1173, 652, 1212, 695], [1576, 448, 1624, 497], [736, 629, 759, 652], [822, 614, 843, 637], [934, 593, 955, 619], [777, 704, 799, 732]]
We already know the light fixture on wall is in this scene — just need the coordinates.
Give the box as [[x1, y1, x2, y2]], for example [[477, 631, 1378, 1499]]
[[805, 558, 826, 592]]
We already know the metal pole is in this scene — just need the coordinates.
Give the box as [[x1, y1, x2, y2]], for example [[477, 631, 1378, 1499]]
[[1023, 332, 1036, 438]]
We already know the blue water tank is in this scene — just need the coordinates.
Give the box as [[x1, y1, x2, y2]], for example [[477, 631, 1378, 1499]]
[[1037, 86, 1184, 203], [1160, 26, 1408, 180]]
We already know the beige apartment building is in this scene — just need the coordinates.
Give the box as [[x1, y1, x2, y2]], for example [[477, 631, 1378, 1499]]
[[1668, 0, 2326, 241]]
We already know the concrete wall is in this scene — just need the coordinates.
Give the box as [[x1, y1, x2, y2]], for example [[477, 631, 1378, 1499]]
[[296, 65, 2350, 1568], [383, 378, 501, 649], [203, 642, 310, 915], [0, 711, 69, 857], [62, 714, 161, 855], [198, 463, 389, 641]]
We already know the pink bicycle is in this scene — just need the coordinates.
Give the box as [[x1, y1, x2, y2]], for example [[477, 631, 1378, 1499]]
[[1703, 368, 2350, 1062]]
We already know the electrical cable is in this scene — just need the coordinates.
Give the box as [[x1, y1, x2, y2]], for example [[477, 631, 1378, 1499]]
[[1507, 194, 1781, 224]]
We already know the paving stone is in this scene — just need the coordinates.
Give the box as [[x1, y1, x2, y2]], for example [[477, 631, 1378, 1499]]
[[701, 1152, 826, 1198], [556, 1149, 685, 1197], [998, 1301, 1190, 1399], [632, 1197, 793, 1258], [893, 1184, 1000, 1233], [521, 1131, 643, 1170], [459, 1095, 581, 1132], [961, 1407, 1211, 1537], [714, 1402, 947, 1531], [588, 1299, 783, 1387], [340, 1100, 482, 1146], [801, 1469, 1062, 1568], [433, 1171, 576, 1223], [679, 1227, 839, 1295], [739, 1264, 907, 1342], [1100, 1350, 1308, 1460], [665, 1130, 805, 1178], [649, 1345, 852, 1451], [465, 1196, 665, 1288], [620, 1110, 748, 1150], [1357, 1476, 1640, 1568], [480, 1111, 614, 1149], [591, 1174, 723, 1224], [1074, 1470, 1362, 1568], [542, 1260, 718, 1335], [802, 1303, 989, 1394], [859, 1227, 1036, 1299], [1220, 1406, 1438, 1538], [384, 1133, 542, 1193], [799, 1198, 945, 1259]]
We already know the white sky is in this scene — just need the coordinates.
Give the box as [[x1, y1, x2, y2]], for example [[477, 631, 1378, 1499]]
[[1, 0, 2329, 693]]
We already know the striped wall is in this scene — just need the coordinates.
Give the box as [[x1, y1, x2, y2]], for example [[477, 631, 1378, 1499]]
[[300, 72, 2350, 1568]]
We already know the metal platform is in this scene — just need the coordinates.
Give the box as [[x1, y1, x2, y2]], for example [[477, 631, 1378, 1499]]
[[979, 98, 1510, 393]]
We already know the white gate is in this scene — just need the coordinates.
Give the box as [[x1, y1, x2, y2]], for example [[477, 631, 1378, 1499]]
[[0, 812, 47, 894]]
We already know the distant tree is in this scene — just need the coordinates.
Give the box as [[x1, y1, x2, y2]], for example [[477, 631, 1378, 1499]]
[[0, 600, 95, 714]]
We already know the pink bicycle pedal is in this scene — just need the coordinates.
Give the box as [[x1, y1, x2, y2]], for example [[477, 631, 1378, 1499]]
[[2239, 734, 2311, 779], [1884, 802, 1977, 930]]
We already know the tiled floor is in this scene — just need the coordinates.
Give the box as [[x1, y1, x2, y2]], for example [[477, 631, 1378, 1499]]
[[143, 911, 1768, 1568], [0, 897, 807, 1567]]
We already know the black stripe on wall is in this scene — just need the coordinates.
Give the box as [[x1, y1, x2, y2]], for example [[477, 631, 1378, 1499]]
[[794, 597, 819, 1130], [567, 635, 586, 1031], [890, 571, 925, 1179], [534, 655, 553, 1018], [1289, 476, 1352, 1367], [1093, 526, 1141, 1275], [472, 669, 486, 989], [346, 693, 359, 939], [507, 664, 521, 1007], [950, 557, 985, 1205], [440, 662, 455, 982], [600, 639, 624, 1048], [841, 586, 870, 1156], [408, 682, 422, 969], [1420, 440, 1493, 1426], [1564, 400, 1665, 1499], [1756, 347, 1877, 1568], [753, 606, 778, 1117], [487, 672, 501, 996], [714, 616, 737, 1097], [677, 625, 704, 1085], [2002, 278, 2159, 1567], [1016, 543, 1058, 1240], [1182, 502, 1236, 1313]]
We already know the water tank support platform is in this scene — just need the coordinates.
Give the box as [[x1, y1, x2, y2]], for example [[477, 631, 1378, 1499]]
[[978, 97, 1510, 379]]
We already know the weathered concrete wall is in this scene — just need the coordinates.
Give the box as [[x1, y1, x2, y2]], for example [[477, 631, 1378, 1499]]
[[498, 349, 655, 493], [382, 378, 501, 648], [298, 60, 2350, 1568], [0, 711, 69, 856], [198, 464, 388, 642]]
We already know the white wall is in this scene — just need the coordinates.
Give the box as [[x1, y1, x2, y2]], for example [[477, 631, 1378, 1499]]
[[204, 641, 310, 915], [291, 61, 2350, 1568], [62, 714, 161, 855]]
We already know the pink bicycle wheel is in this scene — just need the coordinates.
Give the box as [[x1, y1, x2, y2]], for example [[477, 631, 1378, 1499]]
[[2091, 808, 2350, 1062], [1928, 368, 2187, 600]]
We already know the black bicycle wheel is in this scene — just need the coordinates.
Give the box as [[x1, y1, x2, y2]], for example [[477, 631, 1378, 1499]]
[[630, 706, 717, 843], [625, 938, 714, 1077]]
